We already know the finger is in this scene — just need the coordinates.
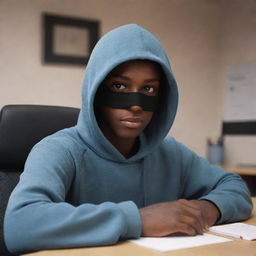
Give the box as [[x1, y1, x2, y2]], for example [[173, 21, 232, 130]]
[[177, 200, 205, 234], [176, 222, 198, 236], [181, 215, 204, 235], [179, 199, 209, 230], [183, 200, 211, 230]]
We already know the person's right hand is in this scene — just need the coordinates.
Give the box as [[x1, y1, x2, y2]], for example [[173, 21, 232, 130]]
[[139, 199, 208, 237]]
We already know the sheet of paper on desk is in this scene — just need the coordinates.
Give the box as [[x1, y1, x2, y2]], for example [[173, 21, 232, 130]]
[[129, 234, 231, 252], [210, 223, 256, 240]]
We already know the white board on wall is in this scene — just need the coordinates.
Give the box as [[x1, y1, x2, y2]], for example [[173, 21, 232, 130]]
[[224, 63, 256, 122]]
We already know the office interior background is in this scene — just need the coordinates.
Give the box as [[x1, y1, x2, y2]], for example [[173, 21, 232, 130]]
[[0, 0, 255, 164]]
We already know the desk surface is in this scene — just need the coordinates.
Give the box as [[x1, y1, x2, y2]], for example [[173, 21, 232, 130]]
[[25, 198, 256, 256], [221, 165, 256, 176]]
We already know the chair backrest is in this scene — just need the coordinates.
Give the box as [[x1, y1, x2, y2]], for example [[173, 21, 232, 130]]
[[0, 105, 80, 255]]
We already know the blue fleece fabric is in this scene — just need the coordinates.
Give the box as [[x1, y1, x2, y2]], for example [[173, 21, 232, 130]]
[[4, 24, 252, 254]]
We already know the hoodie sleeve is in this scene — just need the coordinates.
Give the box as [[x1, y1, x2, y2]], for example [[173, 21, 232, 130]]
[[4, 139, 141, 255], [174, 139, 253, 224]]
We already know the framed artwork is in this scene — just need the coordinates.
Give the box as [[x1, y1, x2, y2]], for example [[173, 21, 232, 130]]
[[43, 13, 99, 65]]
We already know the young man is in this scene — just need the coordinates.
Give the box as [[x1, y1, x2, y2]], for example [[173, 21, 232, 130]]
[[4, 24, 252, 254]]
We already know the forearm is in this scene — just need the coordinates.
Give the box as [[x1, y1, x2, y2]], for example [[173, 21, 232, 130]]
[[199, 172, 253, 223], [4, 200, 140, 254], [179, 146, 253, 224]]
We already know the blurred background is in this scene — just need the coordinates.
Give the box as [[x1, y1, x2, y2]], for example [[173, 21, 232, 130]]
[[0, 0, 255, 162]]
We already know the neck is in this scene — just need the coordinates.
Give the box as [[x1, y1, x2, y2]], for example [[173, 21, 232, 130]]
[[110, 137, 139, 158], [98, 124, 139, 158]]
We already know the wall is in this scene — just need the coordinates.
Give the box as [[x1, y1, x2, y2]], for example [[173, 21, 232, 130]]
[[219, 0, 256, 165], [0, 0, 254, 159]]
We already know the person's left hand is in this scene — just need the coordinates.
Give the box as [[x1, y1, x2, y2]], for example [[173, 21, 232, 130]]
[[185, 199, 220, 228]]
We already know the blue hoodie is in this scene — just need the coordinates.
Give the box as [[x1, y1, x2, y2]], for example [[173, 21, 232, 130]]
[[4, 24, 252, 254]]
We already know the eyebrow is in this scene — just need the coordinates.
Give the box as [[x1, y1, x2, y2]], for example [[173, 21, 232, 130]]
[[110, 74, 161, 83], [144, 78, 161, 83]]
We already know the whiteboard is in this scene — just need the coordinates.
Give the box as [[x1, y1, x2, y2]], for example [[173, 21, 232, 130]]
[[224, 63, 256, 121]]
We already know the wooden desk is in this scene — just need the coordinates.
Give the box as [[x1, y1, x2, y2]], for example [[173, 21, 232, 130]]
[[25, 198, 256, 256], [221, 165, 256, 176]]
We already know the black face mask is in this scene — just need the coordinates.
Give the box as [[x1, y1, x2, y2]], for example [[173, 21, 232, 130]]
[[97, 87, 159, 112]]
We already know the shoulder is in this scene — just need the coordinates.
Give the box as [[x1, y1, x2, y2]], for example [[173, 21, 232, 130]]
[[35, 127, 85, 153], [149, 136, 188, 164], [22, 127, 88, 184], [27, 127, 87, 168], [156, 136, 201, 168], [160, 136, 189, 154]]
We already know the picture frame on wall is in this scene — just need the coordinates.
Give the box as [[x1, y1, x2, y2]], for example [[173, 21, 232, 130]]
[[43, 13, 99, 65]]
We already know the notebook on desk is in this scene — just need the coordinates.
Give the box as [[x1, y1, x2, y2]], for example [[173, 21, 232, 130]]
[[210, 223, 256, 240], [129, 234, 231, 252]]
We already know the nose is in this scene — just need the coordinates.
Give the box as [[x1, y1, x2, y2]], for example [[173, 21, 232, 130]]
[[129, 104, 143, 112]]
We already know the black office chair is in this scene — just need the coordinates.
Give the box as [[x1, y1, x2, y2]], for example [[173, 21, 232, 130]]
[[0, 105, 80, 255]]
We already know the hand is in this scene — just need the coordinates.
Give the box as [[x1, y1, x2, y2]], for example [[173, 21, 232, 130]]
[[188, 199, 220, 227], [139, 199, 219, 237]]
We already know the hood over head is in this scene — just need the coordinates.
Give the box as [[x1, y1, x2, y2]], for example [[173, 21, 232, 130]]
[[77, 24, 178, 162]]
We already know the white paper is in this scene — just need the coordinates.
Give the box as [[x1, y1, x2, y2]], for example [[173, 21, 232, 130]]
[[210, 223, 256, 240], [129, 234, 231, 252]]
